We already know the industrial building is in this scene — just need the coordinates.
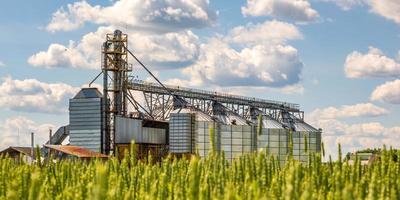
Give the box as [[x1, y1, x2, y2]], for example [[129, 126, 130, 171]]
[[42, 30, 321, 162]]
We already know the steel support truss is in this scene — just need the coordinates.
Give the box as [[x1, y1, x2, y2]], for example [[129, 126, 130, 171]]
[[127, 80, 305, 123]]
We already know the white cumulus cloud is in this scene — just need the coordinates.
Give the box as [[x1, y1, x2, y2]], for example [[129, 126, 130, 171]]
[[317, 119, 400, 160], [0, 116, 56, 151], [227, 20, 302, 45], [323, 0, 400, 25], [46, 0, 217, 32], [307, 102, 400, 160], [321, 0, 365, 10], [308, 103, 388, 120], [181, 38, 303, 87], [307, 102, 390, 159], [368, 0, 400, 25], [241, 0, 319, 23], [371, 79, 400, 104], [28, 42, 98, 69], [164, 20, 305, 92], [28, 26, 200, 69], [344, 46, 400, 78], [0, 76, 78, 114], [127, 30, 200, 68]]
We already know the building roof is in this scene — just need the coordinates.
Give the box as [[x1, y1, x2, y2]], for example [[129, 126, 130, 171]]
[[0, 146, 36, 157], [73, 88, 102, 99], [44, 145, 108, 158]]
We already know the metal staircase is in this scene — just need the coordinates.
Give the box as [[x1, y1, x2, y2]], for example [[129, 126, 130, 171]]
[[46, 125, 69, 145]]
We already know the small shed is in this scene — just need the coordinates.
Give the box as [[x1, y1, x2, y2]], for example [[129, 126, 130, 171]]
[[0, 146, 37, 163], [349, 152, 376, 165]]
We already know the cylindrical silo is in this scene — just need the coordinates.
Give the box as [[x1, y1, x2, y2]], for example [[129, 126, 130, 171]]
[[169, 109, 196, 153], [193, 109, 218, 157], [292, 121, 322, 162], [213, 103, 254, 161], [255, 115, 287, 164], [69, 88, 103, 153]]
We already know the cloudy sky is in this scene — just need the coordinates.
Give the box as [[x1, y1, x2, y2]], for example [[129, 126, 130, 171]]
[[0, 0, 400, 159]]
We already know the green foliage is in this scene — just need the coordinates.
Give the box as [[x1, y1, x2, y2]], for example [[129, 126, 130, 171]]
[[209, 126, 215, 154], [257, 115, 263, 136], [0, 147, 399, 200]]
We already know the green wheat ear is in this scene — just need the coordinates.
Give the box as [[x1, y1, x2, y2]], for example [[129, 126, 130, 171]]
[[304, 133, 308, 153], [209, 126, 215, 154], [257, 114, 263, 136], [0, 143, 398, 199]]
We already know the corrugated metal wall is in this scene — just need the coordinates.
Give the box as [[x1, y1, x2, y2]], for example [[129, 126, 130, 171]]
[[291, 131, 321, 162], [88, 114, 323, 163], [196, 121, 219, 157], [257, 129, 322, 164], [220, 125, 254, 161], [195, 114, 321, 162], [142, 127, 166, 144], [115, 117, 142, 143], [257, 128, 288, 165], [169, 113, 195, 153], [69, 98, 102, 152], [115, 116, 167, 144]]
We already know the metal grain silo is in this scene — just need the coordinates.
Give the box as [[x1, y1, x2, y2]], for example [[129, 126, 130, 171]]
[[69, 88, 103, 153], [194, 110, 219, 157], [279, 111, 321, 163], [292, 120, 321, 162], [213, 103, 254, 161], [254, 114, 288, 164], [169, 107, 219, 156], [169, 108, 196, 153]]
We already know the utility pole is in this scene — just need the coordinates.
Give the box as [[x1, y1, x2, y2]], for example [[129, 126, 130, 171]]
[[31, 132, 35, 160]]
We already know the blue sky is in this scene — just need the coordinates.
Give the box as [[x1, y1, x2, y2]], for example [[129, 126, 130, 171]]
[[0, 0, 400, 158]]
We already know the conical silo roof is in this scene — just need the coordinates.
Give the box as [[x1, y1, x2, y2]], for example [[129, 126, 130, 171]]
[[250, 108, 284, 129], [260, 116, 284, 129], [171, 107, 214, 122], [211, 102, 249, 125], [73, 88, 102, 99]]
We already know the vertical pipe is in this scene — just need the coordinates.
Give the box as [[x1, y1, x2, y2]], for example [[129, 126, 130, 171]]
[[49, 128, 52, 145], [103, 42, 109, 154], [162, 95, 165, 120], [31, 132, 35, 160]]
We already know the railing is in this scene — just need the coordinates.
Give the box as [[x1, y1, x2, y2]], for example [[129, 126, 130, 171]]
[[128, 80, 300, 111]]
